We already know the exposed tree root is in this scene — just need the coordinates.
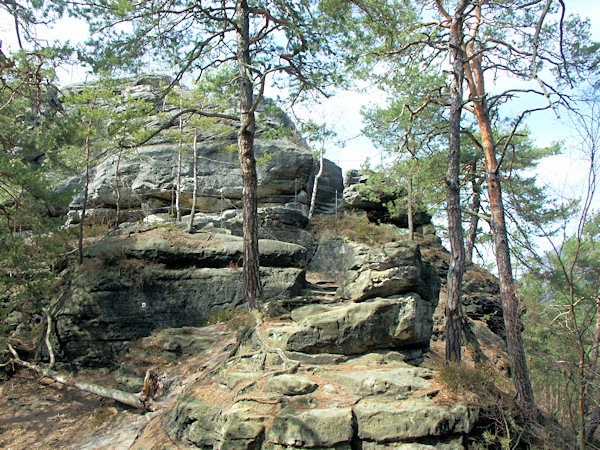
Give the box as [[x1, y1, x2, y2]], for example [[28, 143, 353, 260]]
[[207, 310, 301, 379], [251, 310, 300, 369], [233, 362, 300, 398]]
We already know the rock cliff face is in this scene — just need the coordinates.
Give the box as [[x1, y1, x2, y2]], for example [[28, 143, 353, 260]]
[[25, 77, 509, 448], [45, 207, 503, 448], [52, 215, 441, 367], [50, 214, 491, 448], [64, 76, 341, 225]]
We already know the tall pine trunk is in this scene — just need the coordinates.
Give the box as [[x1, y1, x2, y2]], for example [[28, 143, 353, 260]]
[[445, 0, 468, 363], [584, 296, 600, 442], [78, 138, 90, 265], [464, 34, 535, 410], [237, 0, 261, 310]]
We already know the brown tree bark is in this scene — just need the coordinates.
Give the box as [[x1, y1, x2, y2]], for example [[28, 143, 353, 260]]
[[114, 148, 122, 227], [444, 0, 468, 363], [407, 171, 414, 241], [465, 161, 482, 265], [584, 296, 600, 442], [78, 117, 93, 265], [236, 0, 261, 310], [463, 10, 535, 411]]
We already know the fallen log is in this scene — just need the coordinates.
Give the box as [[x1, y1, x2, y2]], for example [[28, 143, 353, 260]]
[[7, 344, 156, 411]]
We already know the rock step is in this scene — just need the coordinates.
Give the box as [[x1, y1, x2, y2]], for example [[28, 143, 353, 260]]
[[310, 280, 339, 289], [279, 294, 340, 310], [304, 272, 339, 291], [304, 289, 336, 297], [305, 282, 337, 294], [165, 365, 479, 449], [267, 294, 435, 356]]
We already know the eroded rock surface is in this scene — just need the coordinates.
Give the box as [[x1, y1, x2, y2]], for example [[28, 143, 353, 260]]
[[269, 294, 435, 355], [52, 228, 307, 366], [1, 78, 509, 450], [155, 337, 479, 450]]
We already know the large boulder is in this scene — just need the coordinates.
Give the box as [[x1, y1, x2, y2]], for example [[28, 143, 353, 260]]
[[85, 230, 308, 268], [354, 398, 479, 443], [54, 264, 304, 366], [63, 78, 341, 224], [268, 294, 435, 355], [265, 407, 354, 448], [319, 366, 433, 397], [68, 139, 315, 219], [308, 238, 440, 305], [337, 240, 440, 304]]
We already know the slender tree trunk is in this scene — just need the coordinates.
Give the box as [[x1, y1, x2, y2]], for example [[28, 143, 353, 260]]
[[175, 115, 183, 222], [78, 118, 93, 265], [579, 343, 586, 450], [465, 162, 482, 265], [407, 170, 414, 240], [188, 128, 198, 233], [584, 296, 600, 442], [445, 0, 468, 363], [237, 0, 261, 310], [308, 151, 324, 219], [115, 148, 122, 228], [464, 37, 536, 410], [9, 344, 154, 411]]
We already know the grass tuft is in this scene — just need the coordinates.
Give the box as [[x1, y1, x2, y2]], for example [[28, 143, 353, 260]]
[[311, 214, 401, 245]]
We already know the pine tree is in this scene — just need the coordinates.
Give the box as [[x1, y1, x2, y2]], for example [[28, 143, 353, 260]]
[[62, 0, 340, 309]]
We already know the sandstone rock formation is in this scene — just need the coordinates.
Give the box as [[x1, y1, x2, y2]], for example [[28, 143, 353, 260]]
[[343, 169, 432, 229], [110, 324, 481, 449], [1, 76, 512, 448], [39, 205, 506, 448], [64, 77, 341, 225]]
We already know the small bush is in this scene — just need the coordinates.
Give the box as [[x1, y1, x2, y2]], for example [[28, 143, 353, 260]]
[[86, 248, 162, 289], [437, 362, 501, 401], [98, 246, 127, 265], [437, 363, 529, 449], [117, 259, 165, 289], [204, 308, 249, 330], [312, 214, 401, 245]]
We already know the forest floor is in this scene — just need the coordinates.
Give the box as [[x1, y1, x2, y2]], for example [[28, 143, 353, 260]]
[[0, 369, 146, 449]]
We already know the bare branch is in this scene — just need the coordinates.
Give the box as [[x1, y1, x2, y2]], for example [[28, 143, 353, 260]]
[[530, 0, 559, 117], [120, 108, 238, 149]]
